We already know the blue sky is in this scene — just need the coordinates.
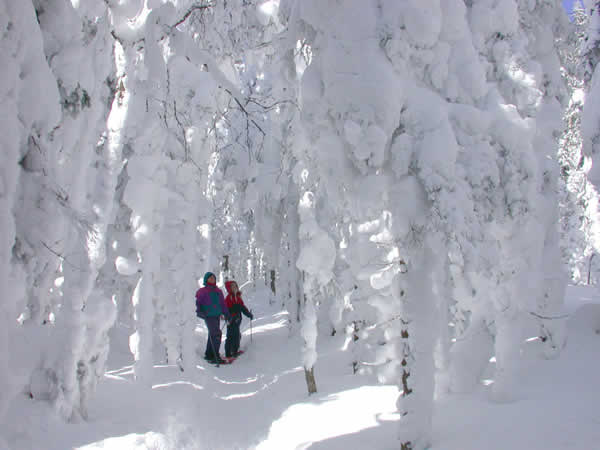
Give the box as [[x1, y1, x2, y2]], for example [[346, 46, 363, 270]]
[[563, 0, 583, 14]]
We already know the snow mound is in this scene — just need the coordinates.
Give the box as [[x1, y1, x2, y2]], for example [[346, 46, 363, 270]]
[[568, 303, 600, 335]]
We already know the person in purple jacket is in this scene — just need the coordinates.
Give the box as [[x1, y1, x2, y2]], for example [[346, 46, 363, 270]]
[[196, 272, 231, 364]]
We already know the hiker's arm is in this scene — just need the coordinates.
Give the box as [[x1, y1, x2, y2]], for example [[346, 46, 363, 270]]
[[241, 304, 253, 319], [219, 293, 232, 321], [195, 293, 207, 318]]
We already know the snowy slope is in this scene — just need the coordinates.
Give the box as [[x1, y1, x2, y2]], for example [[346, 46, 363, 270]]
[[1, 286, 599, 450]]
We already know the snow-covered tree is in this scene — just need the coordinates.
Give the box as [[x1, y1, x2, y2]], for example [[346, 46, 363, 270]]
[[0, 0, 63, 427], [582, 1, 600, 187], [565, 0, 600, 285], [2, 0, 119, 421], [274, 0, 570, 446], [559, 4, 594, 281]]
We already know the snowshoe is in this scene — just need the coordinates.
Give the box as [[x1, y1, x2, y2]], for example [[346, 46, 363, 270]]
[[205, 355, 231, 365], [225, 350, 244, 358]]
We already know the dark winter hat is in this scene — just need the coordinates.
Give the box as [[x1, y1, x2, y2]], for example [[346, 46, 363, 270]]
[[203, 272, 216, 286]]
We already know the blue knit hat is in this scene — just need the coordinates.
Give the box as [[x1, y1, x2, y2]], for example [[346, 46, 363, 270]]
[[203, 272, 216, 286]]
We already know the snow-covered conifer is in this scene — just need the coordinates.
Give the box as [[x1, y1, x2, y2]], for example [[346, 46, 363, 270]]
[[0, 0, 63, 424], [2, 0, 118, 420]]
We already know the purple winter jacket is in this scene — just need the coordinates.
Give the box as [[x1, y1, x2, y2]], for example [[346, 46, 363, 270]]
[[195, 285, 231, 320]]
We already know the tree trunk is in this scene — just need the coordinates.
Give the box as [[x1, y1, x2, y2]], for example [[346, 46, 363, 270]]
[[270, 269, 276, 295], [399, 320, 413, 450], [252, 244, 258, 288], [222, 254, 230, 281], [395, 244, 437, 450], [304, 366, 317, 394]]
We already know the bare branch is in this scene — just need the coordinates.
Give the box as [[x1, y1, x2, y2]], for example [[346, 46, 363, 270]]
[[245, 97, 299, 112], [529, 311, 570, 320], [171, 2, 214, 29], [41, 241, 86, 272], [223, 88, 266, 136]]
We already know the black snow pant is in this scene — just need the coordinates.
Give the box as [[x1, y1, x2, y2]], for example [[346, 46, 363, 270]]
[[204, 316, 222, 360], [225, 316, 242, 357]]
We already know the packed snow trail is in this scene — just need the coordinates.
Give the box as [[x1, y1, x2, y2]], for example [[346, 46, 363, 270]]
[[92, 307, 308, 450], [2, 286, 600, 449]]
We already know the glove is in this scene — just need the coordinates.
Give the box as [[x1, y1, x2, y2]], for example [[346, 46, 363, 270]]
[[249, 313, 254, 320]]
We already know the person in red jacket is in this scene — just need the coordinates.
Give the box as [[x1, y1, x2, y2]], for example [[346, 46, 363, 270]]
[[224, 280, 253, 357]]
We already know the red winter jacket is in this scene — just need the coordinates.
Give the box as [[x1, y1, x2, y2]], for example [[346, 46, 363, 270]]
[[224, 281, 253, 321]]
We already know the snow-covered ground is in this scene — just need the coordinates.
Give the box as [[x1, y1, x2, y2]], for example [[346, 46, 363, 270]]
[[2, 286, 599, 450]]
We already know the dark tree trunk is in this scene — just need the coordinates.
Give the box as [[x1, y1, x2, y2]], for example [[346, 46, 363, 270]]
[[270, 269, 276, 295], [222, 255, 230, 280], [304, 366, 317, 394], [400, 320, 413, 450]]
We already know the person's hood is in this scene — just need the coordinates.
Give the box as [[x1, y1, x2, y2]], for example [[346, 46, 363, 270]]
[[203, 272, 216, 286], [224, 281, 237, 294]]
